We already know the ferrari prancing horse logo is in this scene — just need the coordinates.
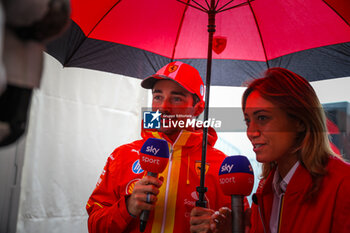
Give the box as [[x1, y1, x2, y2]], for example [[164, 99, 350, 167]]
[[195, 161, 209, 177], [168, 65, 178, 73]]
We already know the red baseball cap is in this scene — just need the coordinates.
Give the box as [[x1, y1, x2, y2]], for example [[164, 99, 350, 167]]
[[141, 61, 205, 103]]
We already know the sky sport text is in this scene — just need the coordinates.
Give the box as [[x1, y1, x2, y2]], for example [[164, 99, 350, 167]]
[[145, 145, 160, 155], [142, 156, 160, 165]]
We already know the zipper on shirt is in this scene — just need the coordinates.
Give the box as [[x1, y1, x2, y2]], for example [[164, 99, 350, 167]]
[[160, 144, 173, 233], [277, 194, 285, 233], [160, 131, 181, 233]]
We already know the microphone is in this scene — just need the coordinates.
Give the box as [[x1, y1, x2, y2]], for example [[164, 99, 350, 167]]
[[139, 138, 170, 232], [219, 155, 254, 233]]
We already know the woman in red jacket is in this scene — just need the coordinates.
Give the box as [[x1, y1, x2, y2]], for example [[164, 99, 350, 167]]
[[190, 68, 350, 233]]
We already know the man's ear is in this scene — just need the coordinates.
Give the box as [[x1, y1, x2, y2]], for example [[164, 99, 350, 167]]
[[193, 101, 205, 117]]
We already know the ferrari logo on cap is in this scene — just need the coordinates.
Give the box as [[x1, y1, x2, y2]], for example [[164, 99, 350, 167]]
[[168, 65, 178, 73]]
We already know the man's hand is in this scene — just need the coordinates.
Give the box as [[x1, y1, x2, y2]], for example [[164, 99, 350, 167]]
[[126, 176, 163, 217], [190, 207, 215, 233]]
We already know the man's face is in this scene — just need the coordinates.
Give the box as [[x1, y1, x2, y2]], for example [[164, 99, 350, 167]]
[[152, 80, 203, 135]]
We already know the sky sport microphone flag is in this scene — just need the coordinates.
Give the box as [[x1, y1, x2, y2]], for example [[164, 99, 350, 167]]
[[139, 138, 170, 232], [219, 156, 254, 233], [218, 155, 254, 196], [139, 138, 170, 174]]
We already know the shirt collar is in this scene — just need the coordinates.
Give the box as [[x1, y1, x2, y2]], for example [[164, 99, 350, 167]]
[[272, 161, 300, 195]]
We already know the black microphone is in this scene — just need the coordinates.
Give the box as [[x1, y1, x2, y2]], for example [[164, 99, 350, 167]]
[[219, 155, 254, 233], [138, 138, 169, 232]]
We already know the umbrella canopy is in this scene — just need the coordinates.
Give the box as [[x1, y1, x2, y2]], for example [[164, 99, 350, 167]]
[[48, 0, 350, 86], [48, 0, 350, 206], [47, 0, 350, 207]]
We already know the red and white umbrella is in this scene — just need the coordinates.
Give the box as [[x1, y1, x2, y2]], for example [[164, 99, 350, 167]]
[[47, 0, 350, 206], [48, 0, 350, 85]]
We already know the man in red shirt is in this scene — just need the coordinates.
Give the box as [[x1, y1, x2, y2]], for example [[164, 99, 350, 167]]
[[86, 61, 231, 232]]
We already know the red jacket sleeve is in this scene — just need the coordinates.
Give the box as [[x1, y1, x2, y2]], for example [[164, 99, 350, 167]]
[[86, 152, 134, 233], [331, 176, 350, 233]]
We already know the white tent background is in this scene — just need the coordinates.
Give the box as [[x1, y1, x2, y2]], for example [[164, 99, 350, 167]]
[[14, 53, 350, 232]]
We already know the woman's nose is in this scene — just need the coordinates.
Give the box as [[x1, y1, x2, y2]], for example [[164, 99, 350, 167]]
[[247, 122, 261, 140]]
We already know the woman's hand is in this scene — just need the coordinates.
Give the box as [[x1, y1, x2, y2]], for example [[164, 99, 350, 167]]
[[190, 207, 215, 233], [190, 207, 232, 233], [211, 207, 232, 233], [190, 206, 252, 233]]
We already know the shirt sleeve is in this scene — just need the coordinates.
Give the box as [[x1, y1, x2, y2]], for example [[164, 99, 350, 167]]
[[331, 176, 350, 233], [86, 150, 134, 233]]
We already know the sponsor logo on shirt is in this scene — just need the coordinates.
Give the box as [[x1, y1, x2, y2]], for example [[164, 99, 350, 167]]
[[131, 149, 139, 154], [96, 169, 106, 187], [126, 178, 140, 195], [132, 159, 144, 174], [183, 191, 210, 208], [195, 161, 210, 177]]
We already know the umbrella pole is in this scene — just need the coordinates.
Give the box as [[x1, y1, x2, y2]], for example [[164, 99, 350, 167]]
[[196, 0, 216, 208]]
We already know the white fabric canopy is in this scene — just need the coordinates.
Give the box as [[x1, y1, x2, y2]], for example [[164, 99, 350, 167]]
[[17, 53, 148, 232]]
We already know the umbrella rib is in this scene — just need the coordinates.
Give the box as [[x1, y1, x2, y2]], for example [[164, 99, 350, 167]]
[[322, 0, 350, 27], [247, 0, 270, 68], [143, 51, 158, 73], [172, 1, 191, 60], [176, 0, 208, 13], [201, 0, 210, 10], [214, 0, 220, 11], [64, 0, 123, 65], [86, 0, 123, 38], [216, 0, 235, 12], [192, 0, 210, 11], [217, 0, 253, 13]]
